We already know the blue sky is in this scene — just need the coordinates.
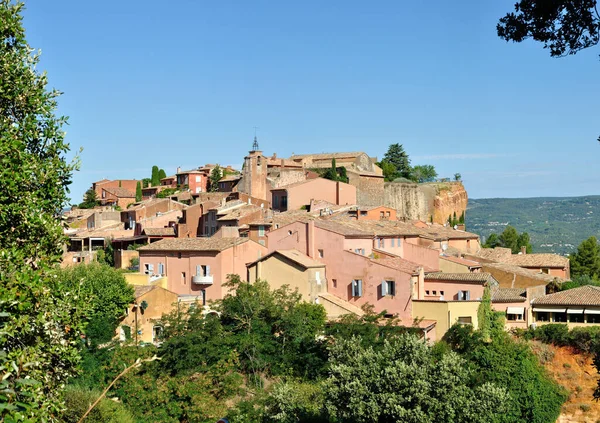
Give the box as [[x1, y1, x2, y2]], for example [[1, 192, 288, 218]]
[[22, 0, 600, 202]]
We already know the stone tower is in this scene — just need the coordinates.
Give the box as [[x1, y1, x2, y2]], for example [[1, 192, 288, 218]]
[[239, 136, 268, 201]]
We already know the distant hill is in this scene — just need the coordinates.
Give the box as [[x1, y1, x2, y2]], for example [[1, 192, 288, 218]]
[[467, 196, 600, 255]]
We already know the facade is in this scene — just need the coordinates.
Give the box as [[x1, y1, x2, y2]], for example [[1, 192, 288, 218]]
[[491, 288, 530, 329], [176, 169, 209, 194], [92, 179, 139, 200], [119, 285, 178, 344], [351, 205, 397, 221], [531, 285, 600, 327], [137, 237, 267, 300], [271, 178, 357, 212], [122, 199, 186, 231], [100, 187, 136, 208], [439, 255, 482, 273], [87, 210, 121, 230], [237, 139, 268, 201]]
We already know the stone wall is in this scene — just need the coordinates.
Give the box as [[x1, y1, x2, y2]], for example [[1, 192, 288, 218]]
[[348, 171, 384, 206]]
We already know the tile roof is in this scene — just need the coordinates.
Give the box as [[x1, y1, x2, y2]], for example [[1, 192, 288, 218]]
[[290, 151, 366, 160], [142, 227, 176, 236], [492, 288, 527, 303], [102, 187, 135, 198], [217, 204, 264, 221], [424, 272, 498, 285], [248, 210, 316, 227], [532, 285, 600, 306], [219, 175, 242, 182], [248, 249, 325, 269], [134, 285, 157, 298], [506, 253, 569, 268], [474, 247, 512, 262], [481, 262, 563, 284], [440, 255, 482, 268], [138, 237, 249, 252], [373, 256, 436, 274]]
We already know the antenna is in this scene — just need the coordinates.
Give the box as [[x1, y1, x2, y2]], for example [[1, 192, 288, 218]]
[[252, 127, 259, 151]]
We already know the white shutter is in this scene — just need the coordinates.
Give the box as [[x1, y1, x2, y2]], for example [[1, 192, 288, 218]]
[[381, 281, 387, 296], [351, 280, 357, 297], [466, 291, 470, 300], [357, 280, 363, 297], [205, 265, 211, 276], [196, 265, 201, 276]]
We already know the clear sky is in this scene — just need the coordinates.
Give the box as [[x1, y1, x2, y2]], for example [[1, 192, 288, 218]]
[[22, 0, 600, 202]]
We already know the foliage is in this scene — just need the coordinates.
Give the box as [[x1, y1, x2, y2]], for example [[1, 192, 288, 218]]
[[96, 241, 115, 267], [477, 287, 493, 342], [55, 263, 134, 346], [209, 164, 222, 192], [158, 168, 167, 181], [80, 188, 100, 209], [151, 165, 160, 186], [570, 236, 600, 278], [454, 172, 462, 181], [497, 0, 600, 58], [156, 188, 177, 198], [559, 274, 599, 291], [325, 334, 510, 423], [377, 143, 411, 181], [514, 323, 600, 354], [135, 181, 142, 202], [411, 164, 438, 183], [0, 1, 89, 420], [62, 385, 135, 423], [483, 225, 532, 253], [322, 159, 349, 184], [517, 232, 533, 254], [263, 381, 327, 423], [378, 160, 399, 182], [142, 177, 151, 188]]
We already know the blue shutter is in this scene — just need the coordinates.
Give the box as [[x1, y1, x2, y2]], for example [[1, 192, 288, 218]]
[[357, 280, 363, 297], [196, 265, 201, 276], [466, 291, 470, 300], [381, 281, 387, 296], [205, 265, 211, 276]]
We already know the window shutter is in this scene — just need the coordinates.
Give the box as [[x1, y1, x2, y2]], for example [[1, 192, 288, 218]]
[[381, 281, 387, 296], [148, 264, 154, 271], [205, 265, 211, 276], [466, 291, 470, 300], [196, 265, 201, 276], [158, 263, 164, 274], [351, 280, 356, 296], [357, 280, 363, 297], [390, 281, 395, 296]]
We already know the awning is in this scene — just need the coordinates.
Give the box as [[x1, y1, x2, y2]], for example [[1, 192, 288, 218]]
[[567, 308, 585, 314], [506, 306, 525, 315], [585, 308, 600, 315], [533, 307, 566, 313]]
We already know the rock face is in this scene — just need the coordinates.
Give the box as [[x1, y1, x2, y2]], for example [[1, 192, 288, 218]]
[[384, 182, 468, 224]]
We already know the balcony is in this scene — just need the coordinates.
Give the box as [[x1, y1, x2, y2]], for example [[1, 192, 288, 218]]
[[192, 275, 213, 285]]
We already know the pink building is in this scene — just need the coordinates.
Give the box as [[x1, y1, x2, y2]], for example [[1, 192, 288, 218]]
[[271, 178, 356, 212], [176, 169, 209, 194], [422, 272, 497, 302], [138, 237, 267, 301]]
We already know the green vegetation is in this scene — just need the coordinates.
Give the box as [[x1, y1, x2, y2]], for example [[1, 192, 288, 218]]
[[156, 187, 177, 198], [468, 196, 600, 254], [80, 188, 100, 208], [322, 158, 349, 183], [135, 181, 142, 201], [570, 236, 600, 279], [209, 164, 222, 191], [158, 168, 167, 181], [483, 225, 533, 253]]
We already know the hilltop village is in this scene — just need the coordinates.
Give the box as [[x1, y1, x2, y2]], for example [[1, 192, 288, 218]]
[[61, 140, 590, 344]]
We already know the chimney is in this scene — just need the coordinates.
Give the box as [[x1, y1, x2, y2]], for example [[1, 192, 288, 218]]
[[521, 246, 526, 255], [307, 220, 315, 258], [418, 267, 425, 300], [177, 166, 181, 174]]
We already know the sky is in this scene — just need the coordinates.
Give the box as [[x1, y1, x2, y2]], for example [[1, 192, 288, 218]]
[[22, 0, 600, 202]]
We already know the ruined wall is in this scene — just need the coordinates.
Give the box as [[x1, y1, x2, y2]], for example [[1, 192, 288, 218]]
[[384, 182, 468, 224], [347, 172, 384, 206]]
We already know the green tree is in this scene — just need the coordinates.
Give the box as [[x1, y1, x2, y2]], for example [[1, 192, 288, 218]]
[[158, 168, 167, 181], [411, 164, 438, 183], [483, 233, 501, 248], [499, 225, 520, 253], [459, 211, 465, 224], [151, 165, 160, 186], [477, 287, 493, 343], [323, 158, 339, 182], [338, 166, 348, 183], [135, 181, 142, 202], [56, 263, 134, 346], [209, 164, 222, 192], [382, 143, 411, 179], [80, 188, 100, 209], [0, 2, 87, 419], [142, 177, 151, 188], [378, 160, 399, 182], [570, 236, 600, 278], [454, 172, 462, 181], [325, 335, 510, 423], [517, 232, 533, 253]]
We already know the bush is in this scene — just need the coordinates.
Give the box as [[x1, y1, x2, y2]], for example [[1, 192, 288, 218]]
[[62, 385, 135, 423], [514, 324, 600, 354], [533, 324, 570, 346]]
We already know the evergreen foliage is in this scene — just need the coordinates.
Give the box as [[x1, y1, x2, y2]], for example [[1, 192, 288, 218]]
[[151, 165, 160, 186], [157, 168, 167, 181], [135, 181, 142, 201], [80, 188, 100, 209], [411, 164, 438, 183], [209, 164, 222, 192], [483, 225, 533, 253], [382, 143, 411, 179], [570, 236, 600, 279]]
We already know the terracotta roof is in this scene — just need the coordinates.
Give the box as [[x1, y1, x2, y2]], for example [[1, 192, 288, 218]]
[[248, 210, 316, 227], [248, 249, 325, 269], [424, 272, 498, 285], [290, 151, 366, 160], [318, 293, 365, 317], [219, 175, 242, 182], [440, 255, 482, 268], [532, 285, 600, 306], [142, 227, 176, 236], [315, 220, 374, 237], [138, 237, 249, 252], [481, 262, 563, 284], [475, 247, 512, 262], [372, 256, 436, 274], [217, 204, 263, 221], [492, 288, 527, 303], [103, 187, 135, 198], [506, 253, 569, 268], [134, 285, 157, 298]]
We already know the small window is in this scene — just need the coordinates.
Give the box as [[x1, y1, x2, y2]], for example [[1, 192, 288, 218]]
[[386, 211, 391, 217], [380, 211, 385, 218], [360, 211, 368, 216], [315, 271, 321, 284], [152, 325, 163, 343], [381, 280, 395, 296], [432, 290, 437, 295], [195, 176, 201, 182], [553, 312, 567, 323], [507, 313, 524, 322], [332, 279, 337, 288], [457, 316, 472, 325], [440, 290, 444, 297], [536, 312, 550, 322], [391, 238, 395, 247], [542, 268, 549, 274], [181, 272, 186, 284], [318, 249, 324, 258], [178, 252, 182, 259], [288, 230, 293, 235], [458, 290, 470, 301], [351, 279, 363, 297], [425, 290, 430, 295], [258, 225, 265, 236]]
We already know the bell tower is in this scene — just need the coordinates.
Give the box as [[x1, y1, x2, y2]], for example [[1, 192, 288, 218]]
[[239, 136, 268, 201]]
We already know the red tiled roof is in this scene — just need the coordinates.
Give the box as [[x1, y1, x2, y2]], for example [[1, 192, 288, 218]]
[[425, 272, 498, 285], [532, 285, 600, 306], [492, 288, 527, 303], [138, 237, 249, 252], [506, 253, 569, 268], [103, 187, 135, 198]]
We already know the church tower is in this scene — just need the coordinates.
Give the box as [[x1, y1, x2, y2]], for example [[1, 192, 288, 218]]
[[239, 136, 268, 201]]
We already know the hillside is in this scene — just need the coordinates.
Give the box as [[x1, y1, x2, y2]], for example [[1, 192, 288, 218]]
[[467, 196, 600, 255]]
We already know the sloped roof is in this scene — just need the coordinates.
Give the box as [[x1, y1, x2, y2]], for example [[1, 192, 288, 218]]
[[424, 272, 498, 285], [440, 255, 482, 268], [532, 285, 600, 306], [248, 249, 325, 269], [372, 256, 436, 274], [317, 293, 364, 316], [102, 187, 135, 198], [290, 151, 366, 160], [506, 253, 569, 268], [142, 227, 176, 236], [138, 237, 249, 252], [475, 247, 512, 262], [481, 262, 562, 284], [134, 285, 157, 298], [217, 204, 263, 221], [492, 288, 527, 303]]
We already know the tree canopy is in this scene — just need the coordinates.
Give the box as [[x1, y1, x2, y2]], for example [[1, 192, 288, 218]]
[[570, 236, 600, 278], [80, 188, 100, 209], [151, 165, 160, 186], [484, 225, 533, 253], [135, 181, 142, 201], [209, 164, 222, 192]]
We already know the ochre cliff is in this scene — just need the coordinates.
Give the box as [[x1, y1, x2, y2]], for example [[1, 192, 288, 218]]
[[383, 181, 468, 224]]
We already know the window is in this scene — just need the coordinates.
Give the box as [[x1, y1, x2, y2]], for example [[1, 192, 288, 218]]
[[458, 290, 470, 301], [144, 263, 154, 275], [158, 262, 164, 275], [553, 312, 567, 322], [425, 290, 430, 295], [360, 211, 368, 216], [288, 230, 293, 235], [318, 249, 324, 258], [587, 314, 600, 323], [542, 268, 549, 274], [258, 240, 266, 246], [332, 279, 337, 288], [440, 290, 444, 298], [258, 225, 265, 236], [507, 313, 524, 321], [204, 226, 209, 234], [380, 211, 385, 218], [386, 211, 391, 218], [152, 326, 163, 343], [195, 176, 201, 182], [381, 280, 395, 296], [281, 195, 288, 209], [569, 313, 584, 323], [536, 311, 550, 322], [273, 196, 279, 208], [432, 290, 437, 295], [381, 238, 385, 248], [181, 272, 186, 284], [196, 265, 210, 276], [457, 316, 472, 325], [351, 279, 363, 297]]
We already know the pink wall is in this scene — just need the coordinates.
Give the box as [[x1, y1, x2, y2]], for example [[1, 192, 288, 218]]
[[267, 221, 311, 255], [423, 281, 485, 301], [343, 237, 373, 257], [272, 178, 357, 211], [336, 181, 357, 205], [492, 301, 529, 329], [402, 242, 439, 270]]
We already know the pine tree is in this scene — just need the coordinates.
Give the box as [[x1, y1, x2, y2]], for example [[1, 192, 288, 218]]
[[571, 237, 600, 279], [499, 226, 519, 253], [383, 143, 411, 179], [80, 189, 99, 209]]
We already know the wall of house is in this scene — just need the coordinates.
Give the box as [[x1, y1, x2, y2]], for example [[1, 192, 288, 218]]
[[119, 288, 178, 344], [336, 181, 357, 206], [481, 264, 553, 289], [266, 221, 310, 255], [520, 266, 569, 280], [439, 259, 472, 273], [135, 210, 181, 236], [282, 179, 357, 211], [115, 250, 139, 269], [343, 237, 373, 256], [269, 169, 309, 189], [401, 242, 439, 270], [248, 255, 326, 303], [347, 172, 384, 207], [177, 203, 202, 238], [412, 300, 480, 340], [87, 211, 121, 230], [447, 238, 480, 254], [492, 301, 529, 329], [248, 225, 269, 247], [423, 281, 486, 301], [93, 180, 139, 199], [357, 206, 397, 221]]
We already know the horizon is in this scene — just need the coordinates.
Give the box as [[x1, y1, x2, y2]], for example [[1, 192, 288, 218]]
[[22, 0, 600, 203]]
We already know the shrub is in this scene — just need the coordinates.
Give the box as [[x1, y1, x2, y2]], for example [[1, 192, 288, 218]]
[[534, 324, 570, 346], [62, 385, 135, 423]]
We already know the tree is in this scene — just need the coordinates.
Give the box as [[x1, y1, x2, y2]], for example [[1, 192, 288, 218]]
[[151, 165, 160, 186], [209, 164, 222, 192], [454, 172, 462, 182], [0, 2, 87, 419], [497, 1, 600, 58], [158, 168, 167, 181], [80, 188, 100, 209], [56, 263, 134, 347], [570, 236, 600, 278], [517, 232, 533, 253], [382, 143, 411, 179], [484, 233, 501, 248], [459, 211, 465, 224], [135, 181, 142, 202], [325, 335, 510, 423], [477, 287, 493, 343], [411, 164, 438, 183], [499, 225, 520, 253], [378, 160, 399, 182], [142, 177, 151, 188]]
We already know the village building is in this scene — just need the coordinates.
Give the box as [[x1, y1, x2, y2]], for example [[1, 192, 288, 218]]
[[531, 285, 600, 327], [176, 168, 209, 194], [350, 205, 397, 221], [270, 178, 357, 212], [439, 255, 483, 273], [100, 187, 136, 208], [92, 179, 139, 201]]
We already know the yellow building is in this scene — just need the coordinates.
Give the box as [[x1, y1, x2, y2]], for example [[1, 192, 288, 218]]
[[531, 285, 600, 328], [412, 300, 480, 337]]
